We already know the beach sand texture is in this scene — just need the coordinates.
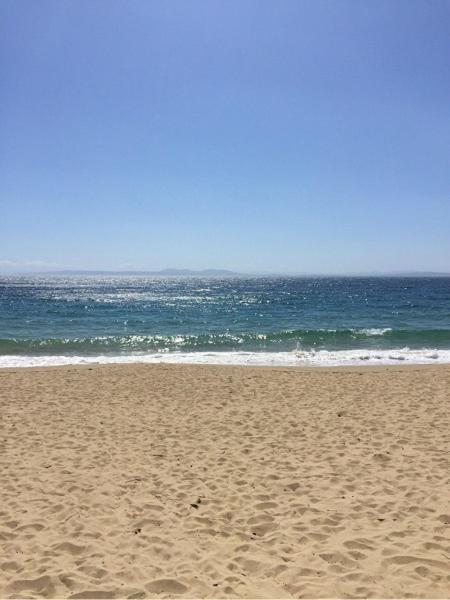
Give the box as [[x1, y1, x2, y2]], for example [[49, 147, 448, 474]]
[[1, 363, 449, 599]]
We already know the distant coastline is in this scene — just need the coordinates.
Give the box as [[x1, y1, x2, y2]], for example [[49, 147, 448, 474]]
[[1, 268, 450, 278]]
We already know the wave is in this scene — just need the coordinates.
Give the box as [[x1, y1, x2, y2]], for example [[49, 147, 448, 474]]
[[1, 348, 449, 369], [1, 327, 450, 356]]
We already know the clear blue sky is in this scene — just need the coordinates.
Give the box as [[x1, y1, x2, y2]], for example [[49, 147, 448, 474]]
[[1, 0, 449, 274]]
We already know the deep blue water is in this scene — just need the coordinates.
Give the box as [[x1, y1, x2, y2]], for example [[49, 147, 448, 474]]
[[1, 276, 450, 366]]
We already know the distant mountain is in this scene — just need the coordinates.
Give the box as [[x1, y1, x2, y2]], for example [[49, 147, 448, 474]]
[[3, 268, 450, 278], [280, 271, 450, 278], [43, 268, 250, 278], [157, 268, 245, 277], [384, 271, 450, 277]]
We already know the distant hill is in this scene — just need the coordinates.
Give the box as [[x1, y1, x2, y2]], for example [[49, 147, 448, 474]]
[[383, 271, 450, 277], [45, 268, 250, 278], [3, 269, 450, 278]]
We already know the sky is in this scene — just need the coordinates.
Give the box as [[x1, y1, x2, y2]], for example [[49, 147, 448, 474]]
[[1, 0, 450, 274]]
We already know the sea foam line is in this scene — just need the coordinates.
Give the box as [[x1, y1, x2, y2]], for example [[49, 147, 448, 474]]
[[1, 348, 450, 368]]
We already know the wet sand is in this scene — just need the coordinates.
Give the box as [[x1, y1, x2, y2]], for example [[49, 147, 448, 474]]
[[1, 363, 449, 598]]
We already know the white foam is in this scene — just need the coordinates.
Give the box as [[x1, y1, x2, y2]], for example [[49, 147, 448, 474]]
[[355, 327, 392, 336], [1, 348, 450, 369]]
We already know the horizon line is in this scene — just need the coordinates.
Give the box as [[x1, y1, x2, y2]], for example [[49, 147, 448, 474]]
[[1, 268, 450, 278]]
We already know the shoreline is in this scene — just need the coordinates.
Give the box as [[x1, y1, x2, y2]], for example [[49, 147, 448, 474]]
[[2, 360, 450, 374], [2, 346, 450, 369], [1, 362, 449, 598]]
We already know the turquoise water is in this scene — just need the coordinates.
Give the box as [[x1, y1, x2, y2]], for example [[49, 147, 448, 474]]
[[1, 276, 450, 367]]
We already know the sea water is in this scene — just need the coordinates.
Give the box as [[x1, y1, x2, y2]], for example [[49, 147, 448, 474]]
[[1, 275, 450, 367]]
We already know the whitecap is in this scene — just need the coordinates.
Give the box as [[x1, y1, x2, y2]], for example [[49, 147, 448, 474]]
[[1, 347, 450, 369]]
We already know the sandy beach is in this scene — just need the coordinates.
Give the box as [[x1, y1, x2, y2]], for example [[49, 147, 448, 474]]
[[1, 363, 449, 599]]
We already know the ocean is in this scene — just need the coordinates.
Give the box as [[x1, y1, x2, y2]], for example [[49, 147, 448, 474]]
[[1, 275, 450, 368]]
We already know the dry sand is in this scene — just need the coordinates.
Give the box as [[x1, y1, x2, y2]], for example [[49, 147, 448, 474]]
[[0, 363, 449, 599]]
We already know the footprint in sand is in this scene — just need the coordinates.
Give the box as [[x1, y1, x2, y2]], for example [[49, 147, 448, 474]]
[[145, 579, 188, 594]]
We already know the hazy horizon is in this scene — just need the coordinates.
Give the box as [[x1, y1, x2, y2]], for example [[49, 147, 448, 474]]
[[1, 264, 450, 277], [2, 1, 450, 273]]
